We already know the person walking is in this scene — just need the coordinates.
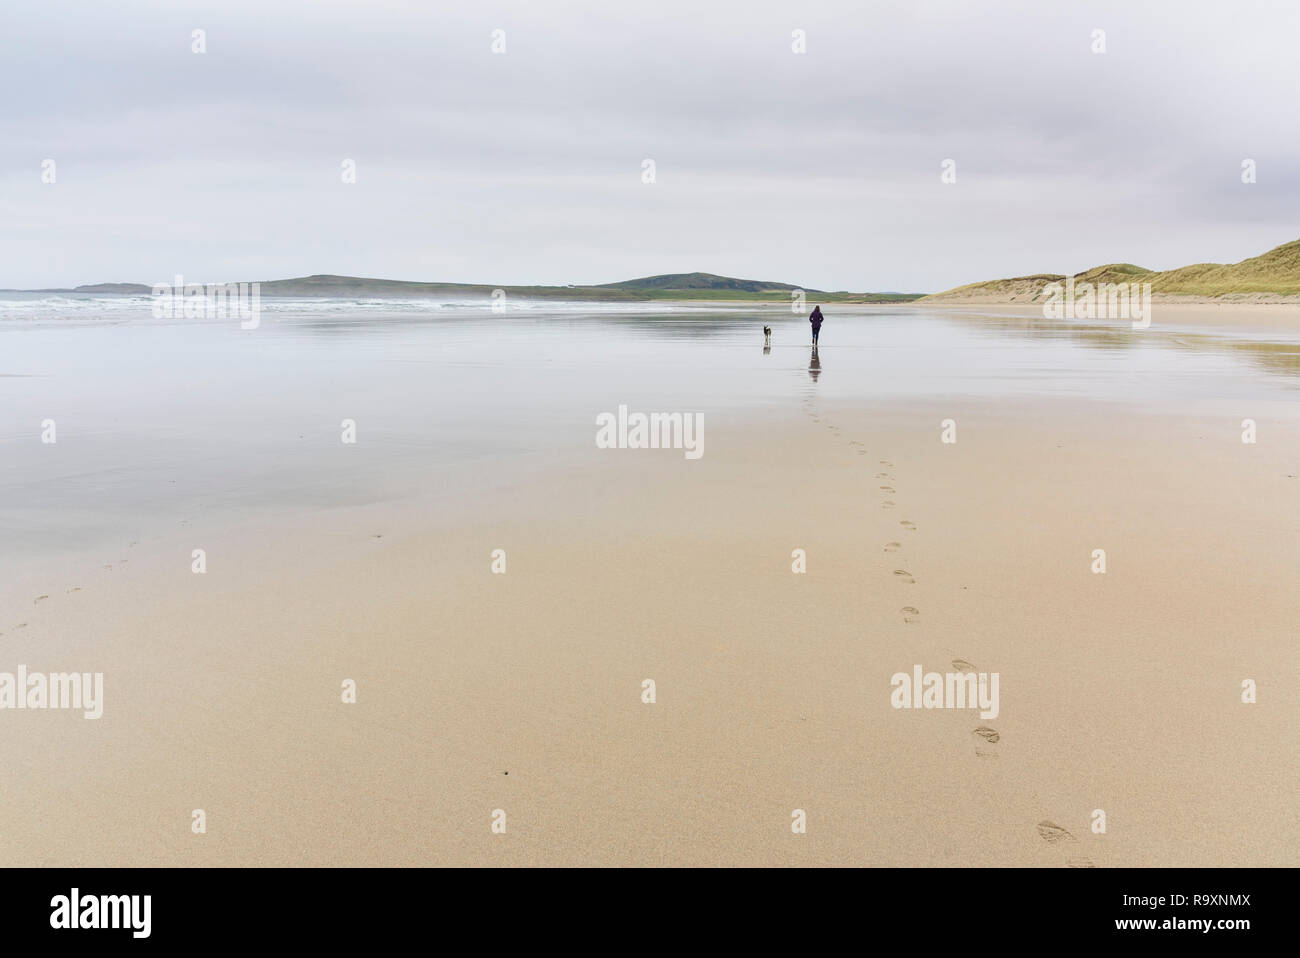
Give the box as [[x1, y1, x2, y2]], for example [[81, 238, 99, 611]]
[[809, 305, 824, 345]]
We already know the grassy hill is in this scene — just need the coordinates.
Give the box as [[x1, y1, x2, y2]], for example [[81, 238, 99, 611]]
[[924, 239, 1300, 302], [598, 272, 806, 293], [250, 271, 919, 302]]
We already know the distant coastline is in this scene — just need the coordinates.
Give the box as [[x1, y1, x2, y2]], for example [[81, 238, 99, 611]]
[[14, 238, 1300, 306], [0, 272, 923, 304]]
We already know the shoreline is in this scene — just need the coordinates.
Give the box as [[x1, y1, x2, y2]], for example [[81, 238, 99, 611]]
[[905, 301, 1300, 333]]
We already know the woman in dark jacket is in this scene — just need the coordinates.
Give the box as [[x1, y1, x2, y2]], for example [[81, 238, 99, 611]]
[[809, 305, 824, 344]]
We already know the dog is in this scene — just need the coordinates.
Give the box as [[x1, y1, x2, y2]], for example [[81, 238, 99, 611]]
[[762, 325, 772, 344]]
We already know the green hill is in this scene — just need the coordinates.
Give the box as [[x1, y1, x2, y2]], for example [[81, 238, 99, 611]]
[[597, 272, 808, 293], [924, 239, 1300, 302]]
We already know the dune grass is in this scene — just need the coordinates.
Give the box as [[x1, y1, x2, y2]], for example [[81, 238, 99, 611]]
[[927, 239, 1300, 300]]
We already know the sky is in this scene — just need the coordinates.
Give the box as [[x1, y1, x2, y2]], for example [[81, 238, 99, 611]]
[[2, 0, 1298, 293]]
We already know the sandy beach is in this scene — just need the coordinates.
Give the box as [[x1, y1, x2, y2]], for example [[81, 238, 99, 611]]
[[3, 303, 1297, 865]]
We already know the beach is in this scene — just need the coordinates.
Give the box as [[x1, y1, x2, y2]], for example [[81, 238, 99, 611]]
[[915, 300, 1300, 334], [1, 301, 1297, 866]]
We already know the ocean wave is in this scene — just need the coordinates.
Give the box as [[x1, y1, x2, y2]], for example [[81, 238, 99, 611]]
[[0, 292, 750, 320]]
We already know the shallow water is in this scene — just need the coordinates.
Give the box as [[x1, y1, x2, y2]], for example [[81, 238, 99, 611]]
[[3, 295, 1298, 563]]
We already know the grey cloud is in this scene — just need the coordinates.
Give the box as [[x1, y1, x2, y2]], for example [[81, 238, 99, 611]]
[[2, 0, 1297, 291]]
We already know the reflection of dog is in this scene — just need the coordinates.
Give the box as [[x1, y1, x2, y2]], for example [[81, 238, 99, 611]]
[[763, 325, 772, 345]]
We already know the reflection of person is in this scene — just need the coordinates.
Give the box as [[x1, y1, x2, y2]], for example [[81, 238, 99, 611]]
[[808, 345, 820, 382], [809, 305, 824, 344]]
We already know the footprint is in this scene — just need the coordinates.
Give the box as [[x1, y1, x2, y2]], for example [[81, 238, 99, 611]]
[[880, 486, 895, 493], [15, 623, 27, 630], [66, 587, 82, 593], [899, 520, 916, 530], [1036, 821, 1074, 845], [883, 542, 901, 552], [951, 659, 976, 672], [973, 725, 1000, 758], [900, 606, 920, 623], [880, 460, 894, 467], [34, 595, 48, 604], [875, 473, 893, 480], [882, 501, 895, 509], [1035, 821, 1096, 866], [893, 569, 915, 583]]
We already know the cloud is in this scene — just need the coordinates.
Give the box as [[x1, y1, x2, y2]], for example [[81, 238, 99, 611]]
[[2, 0, 1298, 290]]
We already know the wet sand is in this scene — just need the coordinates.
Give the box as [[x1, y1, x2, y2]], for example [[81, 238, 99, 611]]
[[3, 393, 1296, 866], [911, 301, 1300, 334]]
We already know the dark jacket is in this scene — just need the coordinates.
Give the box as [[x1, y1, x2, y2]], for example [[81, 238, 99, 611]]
[[809, 307, 823, 329]]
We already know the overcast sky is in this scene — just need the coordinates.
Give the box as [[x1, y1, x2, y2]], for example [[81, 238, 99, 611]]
[[3, 0, 1297, 292]]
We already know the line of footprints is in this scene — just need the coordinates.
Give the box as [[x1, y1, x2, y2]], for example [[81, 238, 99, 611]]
[[2, 541, 137, 636], [805, 402, 1096, 867]]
